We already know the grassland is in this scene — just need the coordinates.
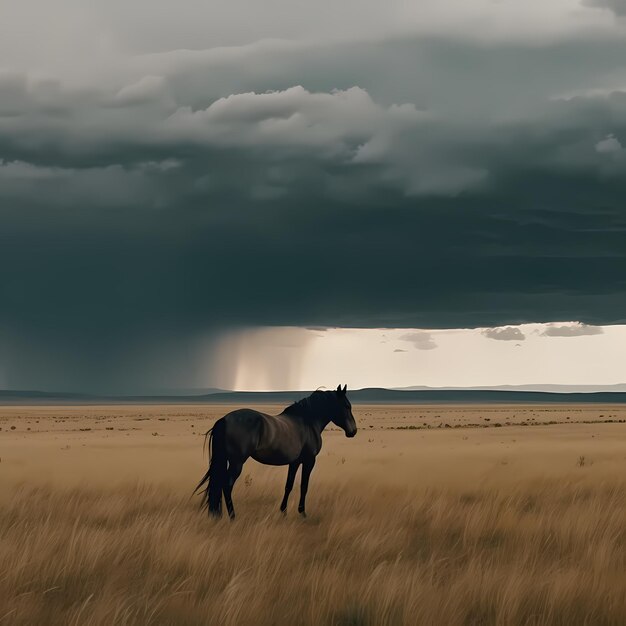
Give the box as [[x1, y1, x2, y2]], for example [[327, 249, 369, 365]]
[[1, 404, 625, 625]]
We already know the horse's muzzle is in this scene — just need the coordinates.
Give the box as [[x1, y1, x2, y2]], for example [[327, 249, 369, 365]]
[[346, 428, 357, 438]]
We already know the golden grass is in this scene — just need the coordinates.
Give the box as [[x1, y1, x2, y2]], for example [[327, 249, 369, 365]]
[[1, 477, 625, 625], [1, 404, 625, 625]]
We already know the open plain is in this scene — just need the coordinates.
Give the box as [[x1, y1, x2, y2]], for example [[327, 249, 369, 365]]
[[1, 403, 625, 625]]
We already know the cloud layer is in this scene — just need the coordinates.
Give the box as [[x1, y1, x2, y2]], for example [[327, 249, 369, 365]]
[[482, 328, 527, 342], [541, 323, 605, 337], [400, 333, 438, 350], [1, 1, 626, 390]]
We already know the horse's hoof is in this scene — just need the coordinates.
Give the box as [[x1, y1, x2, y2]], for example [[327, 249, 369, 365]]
[[299, 510, 307, 519]]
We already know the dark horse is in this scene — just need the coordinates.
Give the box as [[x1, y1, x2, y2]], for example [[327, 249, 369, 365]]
[[194, 385, 357, 519]]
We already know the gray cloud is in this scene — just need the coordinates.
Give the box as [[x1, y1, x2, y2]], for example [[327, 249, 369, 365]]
[[394, 349, 407, 353], [482, 327, 526, 341], [2, 2, 620, 82], [2, 5, 626, 391], [400, 333, 438, 350], [0, 79, 491, 197], [541, 323, 605, 337], [595, 134, 624, 154], [584, 0, 626, 17]]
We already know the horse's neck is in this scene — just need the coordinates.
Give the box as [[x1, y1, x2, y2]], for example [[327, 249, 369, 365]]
[[282, 406, 330, 434], [307, 413, 331, 435]]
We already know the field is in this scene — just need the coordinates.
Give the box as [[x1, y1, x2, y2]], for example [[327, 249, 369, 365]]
[[1, 404, 625, 625]]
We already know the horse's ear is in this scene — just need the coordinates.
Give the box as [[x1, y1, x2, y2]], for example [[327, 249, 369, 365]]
[[343, 384, 347, 393], [336, 384, 342, 392]]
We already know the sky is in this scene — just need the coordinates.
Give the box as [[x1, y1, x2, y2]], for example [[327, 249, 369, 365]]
[[1, 1, 626, 392], [212, 323, 626, 391]]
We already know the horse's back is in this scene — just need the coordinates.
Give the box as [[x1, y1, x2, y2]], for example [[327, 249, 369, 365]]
[[253, 413, 306, 465], [222, 409, 305, 465], [222, 408, 266, 457], [223, 407, 267, 426]]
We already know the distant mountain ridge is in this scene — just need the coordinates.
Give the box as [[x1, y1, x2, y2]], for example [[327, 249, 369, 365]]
[[3, 387, 626, 405], [393, 384, 626, 393]]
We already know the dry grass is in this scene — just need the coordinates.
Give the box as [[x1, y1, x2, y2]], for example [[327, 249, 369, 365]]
[[1, 404, 625, 625], [1, 478, 625, 625]]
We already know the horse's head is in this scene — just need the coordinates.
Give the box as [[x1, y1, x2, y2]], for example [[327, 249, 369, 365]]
[[330, 384, 357, 438]]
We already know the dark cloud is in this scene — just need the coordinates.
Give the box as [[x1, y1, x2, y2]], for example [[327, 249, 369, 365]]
[[482, 327, 526, 341], [541, 323, 604, 337], [2, 29, 626, 390], [399, 333, 438, 350], [595, 134, 624, 154], [584, 0, 626, 17], [305, 328, 328, 338]]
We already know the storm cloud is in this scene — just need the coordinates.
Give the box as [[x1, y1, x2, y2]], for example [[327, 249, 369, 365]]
[[1, 1, 626, 390], [482, 328, 526, 342], [400, 333, 438, 351], [584, 0, 626, 17], [541, 323, 605, 337]]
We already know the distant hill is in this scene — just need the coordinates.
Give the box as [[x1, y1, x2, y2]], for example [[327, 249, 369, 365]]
[[0, 388, 227, 405], [0, 390, 95, 404], [195, 388, 626, 405], [3, 388, 626, 405], [393, 384, 626, 393]]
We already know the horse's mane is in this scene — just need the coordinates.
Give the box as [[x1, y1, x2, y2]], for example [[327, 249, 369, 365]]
[[283, 390, 332, 418]]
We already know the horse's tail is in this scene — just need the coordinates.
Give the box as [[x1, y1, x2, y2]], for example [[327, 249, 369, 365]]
[[193, 417, 227, 517]]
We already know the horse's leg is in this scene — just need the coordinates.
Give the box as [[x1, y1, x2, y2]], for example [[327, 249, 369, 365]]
[[298, 457, 316, 518], [224, 457, 244, 520], [280, 462, 300, 514]]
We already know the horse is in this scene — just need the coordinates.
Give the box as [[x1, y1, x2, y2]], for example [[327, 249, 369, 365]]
[[194, 384, 357, 519]]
